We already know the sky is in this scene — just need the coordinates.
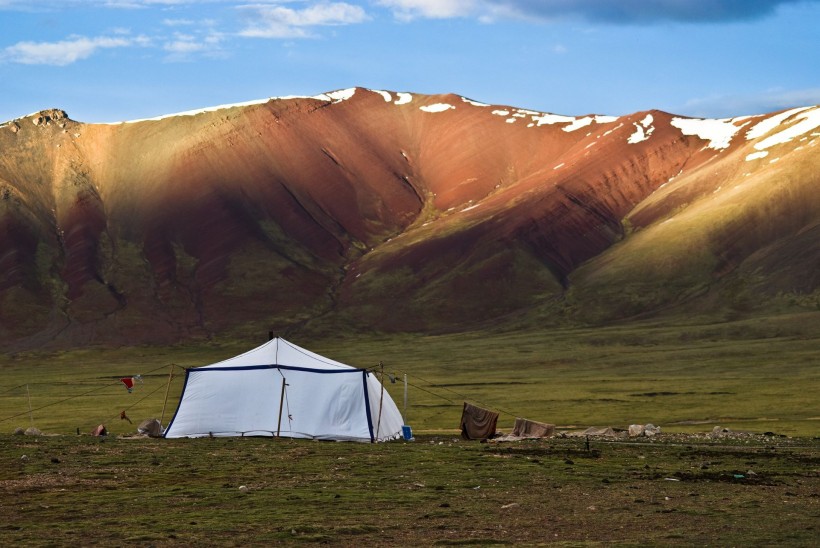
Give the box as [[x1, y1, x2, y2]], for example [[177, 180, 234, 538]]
[[1, 0, 819, 123]]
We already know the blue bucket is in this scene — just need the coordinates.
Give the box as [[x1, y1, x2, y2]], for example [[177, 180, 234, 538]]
[[401, 425, 413, 440]]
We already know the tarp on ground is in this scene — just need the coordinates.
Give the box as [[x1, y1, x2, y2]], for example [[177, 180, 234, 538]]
[[511, 418, 555, 438], [163, 337, 404, 442]]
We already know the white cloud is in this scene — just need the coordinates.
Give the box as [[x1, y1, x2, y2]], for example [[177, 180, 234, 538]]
[[376, 0, 479, 20], [162, 27, 225, 60], [1, 35, 135, 65], [239, 2, 370, 39]]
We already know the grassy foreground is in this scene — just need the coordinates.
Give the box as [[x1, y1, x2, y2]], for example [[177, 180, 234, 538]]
[[1, 433, 818, 546], [0, 313, 818, 545]]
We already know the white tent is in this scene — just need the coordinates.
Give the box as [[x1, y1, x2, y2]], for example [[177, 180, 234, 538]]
[[163, 337, 404, 442]]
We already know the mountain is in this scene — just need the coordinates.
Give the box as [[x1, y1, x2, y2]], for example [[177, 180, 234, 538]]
[[1, 88, 818, 349]]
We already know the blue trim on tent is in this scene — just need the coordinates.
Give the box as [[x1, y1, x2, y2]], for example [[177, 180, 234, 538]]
[[162, 368, 192, 438], [189, 364, 364, 374], [362, 371, 375, 443]]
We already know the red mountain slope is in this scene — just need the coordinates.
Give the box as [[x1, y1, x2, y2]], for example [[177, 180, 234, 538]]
[[1, 89, 817, 347]]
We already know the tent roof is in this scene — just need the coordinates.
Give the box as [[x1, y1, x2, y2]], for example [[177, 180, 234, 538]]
[[198, 337, 357, 371]]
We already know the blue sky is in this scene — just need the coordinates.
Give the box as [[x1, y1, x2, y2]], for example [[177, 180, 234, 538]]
[[1, 0, 818, 123]]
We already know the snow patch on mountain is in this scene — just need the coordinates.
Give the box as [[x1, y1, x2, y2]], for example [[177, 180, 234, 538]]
[[752, 106, 820, 151], [462, 97, 489, 107], [420, 103, 455, 113], [394, 92, 413, 105], [563, 116, 594, 132], [106, 88, 358, 124], [745, 106, 812, 140], [745, 151, 769, 161], [109, 98, 271, 124], [594, 115, 619, 124], [627, 114, 655, 144], [670, 117, 741, 150], [370, 89, 392, 102], [532, 113, 576, 126]]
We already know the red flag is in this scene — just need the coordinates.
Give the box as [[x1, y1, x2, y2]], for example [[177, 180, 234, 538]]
[[121, 377, 134, 392]]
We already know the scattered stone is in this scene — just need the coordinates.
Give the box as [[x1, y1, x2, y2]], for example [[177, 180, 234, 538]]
[[238, 485, 248, 491], [20, 455, 28, 461], [628, 424, 661, 437], [51, 457, 60, 464], [24, 427, 42, 436], [711, 426, 732, 439], [90, 424, 107, 436], [644, 424, 661, 437], [13, 427, 25, 435]]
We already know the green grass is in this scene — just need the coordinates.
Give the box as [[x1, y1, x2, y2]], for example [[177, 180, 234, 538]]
[[1, 313, 818, 545], [1, 312, 818, 437], [0, 433, 817, 545]]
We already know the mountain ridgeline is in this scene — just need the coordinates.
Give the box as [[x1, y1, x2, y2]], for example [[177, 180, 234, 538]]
[[1, 88, 818, 348]]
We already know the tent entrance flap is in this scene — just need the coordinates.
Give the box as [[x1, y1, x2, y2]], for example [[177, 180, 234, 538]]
[[163, 338, 403, 442]]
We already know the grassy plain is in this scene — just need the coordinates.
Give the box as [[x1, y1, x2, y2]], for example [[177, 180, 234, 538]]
[[1, 311, 819, 437], [0, 312, 818, 545]]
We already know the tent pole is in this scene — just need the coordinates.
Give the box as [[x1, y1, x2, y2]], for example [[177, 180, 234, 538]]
[[403, 374, 408, 423], [276, 377, 287, 437], [159, 365, 175, 428], [375, 362, 384, 440]]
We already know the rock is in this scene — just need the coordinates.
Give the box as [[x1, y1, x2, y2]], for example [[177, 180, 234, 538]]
[[30, 109, 68, 127], [90, 424, 107, 436], [628, 424, 645, 437], [13, 427, 25, 435], [644, 424, 661, 437], [24, 427, 42, 436], [710, 426, 731, 439]]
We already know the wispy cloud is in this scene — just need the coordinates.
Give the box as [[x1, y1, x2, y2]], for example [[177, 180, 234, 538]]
[[1, 35, 147, 65], [376, 0, 479, 20], [163, 27, 225, 61], [0, 0, 192, 7], [238, 2, 370, 39]]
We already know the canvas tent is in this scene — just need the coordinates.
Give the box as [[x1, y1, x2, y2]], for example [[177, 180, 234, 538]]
[[163, 337, 404, 442]]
